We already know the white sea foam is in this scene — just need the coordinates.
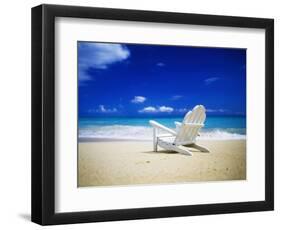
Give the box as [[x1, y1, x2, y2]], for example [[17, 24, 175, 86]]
[[198, 129, 246, 140], [79, 125, 246, 141], [79, 125, 152, 140]]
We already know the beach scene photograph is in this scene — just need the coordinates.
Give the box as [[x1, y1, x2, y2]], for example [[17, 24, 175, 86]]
[[78, 41, 246, 187]]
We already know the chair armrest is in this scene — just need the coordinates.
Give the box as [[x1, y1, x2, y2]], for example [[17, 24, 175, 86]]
[[157, 134, 175, 138], [174, 121, 182, 133], [149, 120, 177, 136], [174, 121, 182, 126]]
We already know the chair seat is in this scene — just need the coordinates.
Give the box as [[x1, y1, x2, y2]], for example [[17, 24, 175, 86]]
[[158, 136, 176, 143], [158, 136, 195, 146]]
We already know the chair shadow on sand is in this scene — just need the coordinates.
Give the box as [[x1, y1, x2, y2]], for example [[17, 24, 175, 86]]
[[142, 146, 207, 155]]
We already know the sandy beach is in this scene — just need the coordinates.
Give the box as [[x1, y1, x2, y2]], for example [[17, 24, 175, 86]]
[[78, 140, 246, 187]]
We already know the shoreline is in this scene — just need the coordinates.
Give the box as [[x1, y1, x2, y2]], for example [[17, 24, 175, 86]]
[[79, 137, 246, 142], [79, 137, 151, 142], [78, 140, 246, 187]]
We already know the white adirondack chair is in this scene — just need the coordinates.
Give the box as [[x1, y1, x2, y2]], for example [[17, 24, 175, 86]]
[[149, 105, 209, 156]]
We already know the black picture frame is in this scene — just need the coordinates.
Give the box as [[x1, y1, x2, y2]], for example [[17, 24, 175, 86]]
[[31, 4, 274, 225]]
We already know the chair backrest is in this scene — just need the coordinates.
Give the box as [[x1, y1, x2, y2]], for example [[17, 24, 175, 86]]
[[174, 105, 206, 145]]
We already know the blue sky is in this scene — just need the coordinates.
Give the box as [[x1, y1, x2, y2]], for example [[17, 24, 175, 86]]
[[78, 42, 246, 117]]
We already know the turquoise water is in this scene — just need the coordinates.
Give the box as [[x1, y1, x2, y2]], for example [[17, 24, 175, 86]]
[[79, 116, 246, 140]]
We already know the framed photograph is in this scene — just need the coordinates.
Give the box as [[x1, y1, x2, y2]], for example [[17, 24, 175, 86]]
[[31, 4, 274, 225]]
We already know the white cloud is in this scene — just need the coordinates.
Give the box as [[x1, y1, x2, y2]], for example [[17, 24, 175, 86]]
[[156, 62, 165, 67], [206, 109, 228, 113], [96, 105, 117, 113], [131, 96, 146, 104], [204, 77, 220, 85], [139, 106, 157, 113], [171, 95, 183, 100], [177, 108, 189, 113], [139, 106, 174, 113], [159, 106, 174, 112], [99, 105, 107, 112], [78, 43, 130, 82]]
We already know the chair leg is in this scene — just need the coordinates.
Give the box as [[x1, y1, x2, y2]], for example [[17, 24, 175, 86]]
[[153, 128, 158, 152], [158, 140, 192, 156], [173, 145, 193, 156], [153, 140, 158, 152], [191, 143, 210, 153]]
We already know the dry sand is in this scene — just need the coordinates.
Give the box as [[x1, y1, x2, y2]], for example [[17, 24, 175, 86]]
[[78, 140, 246, 187]]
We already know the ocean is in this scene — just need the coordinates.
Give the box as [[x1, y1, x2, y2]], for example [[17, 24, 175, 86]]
[[78, 116, 246, 141]]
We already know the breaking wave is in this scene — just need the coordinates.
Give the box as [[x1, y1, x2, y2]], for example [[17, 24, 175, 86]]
[[79, 125, 246, 141]]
